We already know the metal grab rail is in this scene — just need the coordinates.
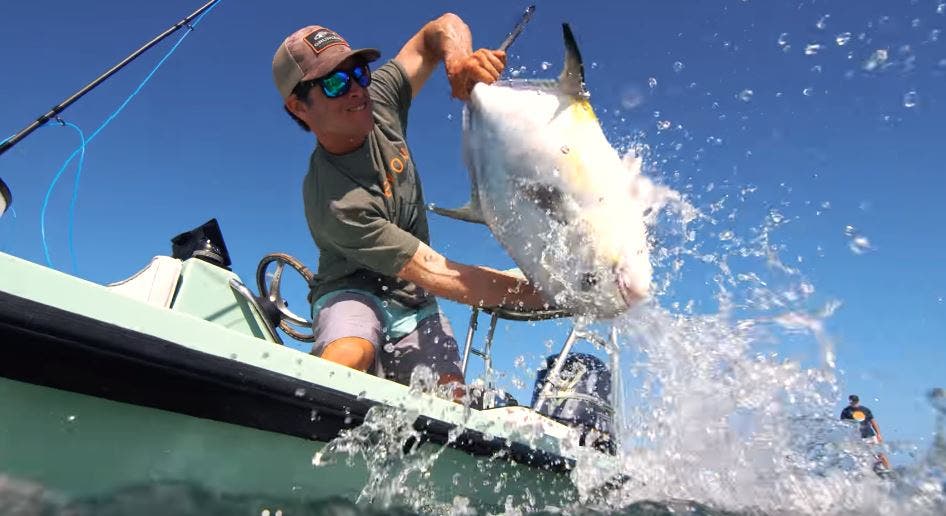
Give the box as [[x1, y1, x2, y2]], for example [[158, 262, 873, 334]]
[[458, 302, 621, 419], [228, 278, 283, 345]]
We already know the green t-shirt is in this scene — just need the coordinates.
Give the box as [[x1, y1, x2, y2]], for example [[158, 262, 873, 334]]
[[303, 60, 432, 308]]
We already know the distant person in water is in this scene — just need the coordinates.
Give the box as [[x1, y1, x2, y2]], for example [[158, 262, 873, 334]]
[[841, 394, 891, 470]]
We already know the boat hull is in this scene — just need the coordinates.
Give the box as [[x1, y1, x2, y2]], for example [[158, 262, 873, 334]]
[[0, 252, 592, 509], [0, 377, 575, 509]]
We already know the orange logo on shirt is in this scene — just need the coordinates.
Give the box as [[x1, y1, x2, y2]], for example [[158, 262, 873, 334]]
[[389, 146, 409, 175], [852, 410, 866, 421], [381, 146, 409, 195], [382, 171, 394, 198]]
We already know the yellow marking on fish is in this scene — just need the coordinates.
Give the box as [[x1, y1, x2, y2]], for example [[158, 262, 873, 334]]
[[571, 99, 599, 124], [556, 100, 601, 193]]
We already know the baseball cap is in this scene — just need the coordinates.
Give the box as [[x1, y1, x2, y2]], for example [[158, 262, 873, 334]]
[[272, 25, 380, 100], [849, 394, 859, 403]]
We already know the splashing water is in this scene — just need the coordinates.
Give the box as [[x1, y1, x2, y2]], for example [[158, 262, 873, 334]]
[[311, 135, 944, 514], [289, 6, 945, 513]]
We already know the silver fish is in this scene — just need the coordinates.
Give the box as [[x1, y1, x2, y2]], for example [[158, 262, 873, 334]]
[[432, 24, 652, 318]]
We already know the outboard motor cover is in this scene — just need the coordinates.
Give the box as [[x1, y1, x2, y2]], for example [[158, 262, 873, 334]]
[[532, 352, 615, 454]]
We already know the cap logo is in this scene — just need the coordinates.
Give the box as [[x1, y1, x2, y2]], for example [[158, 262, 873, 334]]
[[304, 29, 348, 55]]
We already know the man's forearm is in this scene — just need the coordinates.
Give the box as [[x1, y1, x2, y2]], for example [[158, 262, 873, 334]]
[[421, 13, 473, 68], [398, 242, 549, 310]]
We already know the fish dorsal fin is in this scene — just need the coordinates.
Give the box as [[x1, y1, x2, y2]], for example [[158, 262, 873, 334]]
[[558, 23, 586, 97]]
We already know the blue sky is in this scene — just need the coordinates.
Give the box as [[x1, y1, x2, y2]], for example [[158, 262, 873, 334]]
[[1, 0, 944, 453]]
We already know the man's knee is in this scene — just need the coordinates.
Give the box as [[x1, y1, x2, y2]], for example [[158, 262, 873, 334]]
[[318, 337, 376, 371]]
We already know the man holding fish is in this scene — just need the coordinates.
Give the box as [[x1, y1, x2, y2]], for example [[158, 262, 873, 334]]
[[271, 10, 651, 387], [271, 13, 549, 388]]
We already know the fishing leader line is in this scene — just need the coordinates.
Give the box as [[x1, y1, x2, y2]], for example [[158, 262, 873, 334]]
[[33, 0, 225, 272]]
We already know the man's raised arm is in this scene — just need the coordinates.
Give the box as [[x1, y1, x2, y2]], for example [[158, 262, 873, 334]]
[[393, 13, 505, 100]]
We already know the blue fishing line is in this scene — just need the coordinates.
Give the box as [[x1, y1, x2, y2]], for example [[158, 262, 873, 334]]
[[65, 122, 87, 273], [39, 0, 224, 271], [40, 120, 86, 270]]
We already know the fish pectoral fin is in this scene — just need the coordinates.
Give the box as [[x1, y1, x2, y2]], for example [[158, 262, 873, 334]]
[[429, 203, 487, 225]]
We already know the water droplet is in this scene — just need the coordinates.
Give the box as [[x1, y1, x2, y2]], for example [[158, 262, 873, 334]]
[[815, 15, 830, 30], [719, 230, 735, 241], [66, 415, 78, 423], [737, 89, 754, 102], [446, 113, 453, 121], [863, 49, 888, 71], [591, 62, 598, 69], [777, 32, 790, 47], [294, 388, 306, 398], [802, 87, 815, 96], [560, 145, 570, 154], [648, 77, 658, 89], [380, 285, 389, 291], [903, 90, 919, 108], [656, 120, 671, 131], [673, 61, 685, 73], [621, 89, 644, 110], [849, 236, 872, 254], [844, 225, 873, 254], [938, 3, 946, 15], [931, 29, 942, 42], [835, 32, 852, 46], [540, 61, 552, 70], [383, 343, 396, 353], [804, 43, 823, 55], [811, 65, 823, 73]]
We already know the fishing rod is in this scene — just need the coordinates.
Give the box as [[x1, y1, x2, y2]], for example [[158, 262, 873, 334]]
[[0, 0, 219, 160], [0, 0, 220, 218]]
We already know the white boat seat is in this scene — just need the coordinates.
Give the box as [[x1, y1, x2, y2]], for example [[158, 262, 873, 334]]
[[106, 256, 183, 309]]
